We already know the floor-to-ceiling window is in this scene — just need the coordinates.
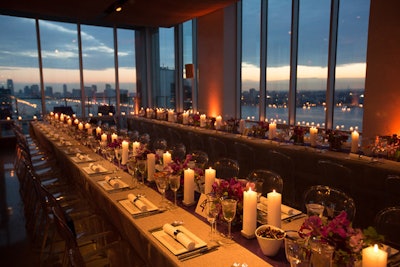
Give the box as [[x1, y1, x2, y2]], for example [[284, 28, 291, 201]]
[[0, 15, 41, 120], [182, 21, 194, 111], [241, 0, 261, 121]]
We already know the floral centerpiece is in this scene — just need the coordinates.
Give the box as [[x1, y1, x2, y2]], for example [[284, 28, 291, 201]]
[[133, 143, 152, 160], [326, 129, 349, 151], [250, 121, 269, 138], [290, 126, 306, 144], [211, 178, 254, 224], [299, 211, 384, 267], [163, 154, 204, 189], [108, 138, 122, 148], [369, 134, 400, 161]]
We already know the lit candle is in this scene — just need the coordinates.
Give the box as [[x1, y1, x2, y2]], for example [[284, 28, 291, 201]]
[[67, 119, 72, 126], [182, 112, 189, 125], [132, 141, 140, 157], [85, 123, 90, 130], [94, 127, 101, 136], [78, 122, 84, 131], [168, 109, 175, 122], [147, 153, 156, 181], [60, 114, 64, 121], [121, 140, 129, 165], [55, 113, 59, 120], [33, 115, 37, 120], [74, 119, 79, 125], [18, 116, 22, 121], [50, 112, 54, 116], [351, 130, 359, 153], [362, 244, 387, 267], [310, 126, 318, 147], [89, 113, 93, 117], [98, 112, 103, 117], [183, 168, 195, 205], [200, 114, 206, 128], [242, 187, 257, 237], [101, 133, 107, 142], [204, 167, 216, 194], [111, 133, 118, 143], [239, 119, 246, 134], [6, 117, 10, 120], [108, 112, 113, 116], [163, 151, 172, 167], [215, 115, 222, 130], [267, 190, 282, 228], [269, 121, 277, 140]]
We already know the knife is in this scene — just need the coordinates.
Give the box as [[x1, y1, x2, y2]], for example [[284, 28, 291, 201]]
[[178, 245, 219, 261]]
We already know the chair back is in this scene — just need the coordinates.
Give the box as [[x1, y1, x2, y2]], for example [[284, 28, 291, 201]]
[[247, 169, 283, 196], [169, 143, 186, 162], [190, 150, 209, 169], [374, 206, 400, 249], [385, 175, 400, 206], [234, 142, 255, 177], [317, 160, 353, 195], [303, 185, 356, 222], [213, 158, 240, 180], [208, 137, 228, 163]]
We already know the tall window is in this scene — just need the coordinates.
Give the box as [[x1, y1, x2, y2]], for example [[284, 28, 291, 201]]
[[117, 28, 136, 114], [39, 20, 80, 115], [157, 27, 175, 109], [241, 0, 261, 121], [333, 0, 369, 132], [182, 21, 194, 111], [0, 15, 41, 120], [266, 0, 292, 124], [81, 25, 115, 116]]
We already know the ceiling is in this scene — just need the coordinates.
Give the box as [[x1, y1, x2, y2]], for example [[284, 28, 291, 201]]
[[0, 0, 238, 29]]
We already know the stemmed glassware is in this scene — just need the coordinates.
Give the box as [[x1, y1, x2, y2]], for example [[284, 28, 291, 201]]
[[206, 193, 220, 242], [169, 175, 180, 208], [126, 160, 138, 189], [285, 231, 312, 267], [155, 173, 169, 209], [114, 148, 122, 168], [221, 198, 237, 240], [105, 147, 115, 163], [136, 159, 147, 186]]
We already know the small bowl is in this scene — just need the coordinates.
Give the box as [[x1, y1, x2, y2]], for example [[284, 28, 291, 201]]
[[255, 224, 286, 256]]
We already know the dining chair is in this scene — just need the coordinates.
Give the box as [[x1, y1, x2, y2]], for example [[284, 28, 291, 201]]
[[213, 158, 240, 180], [187, 131, 205, 153], [374, 206, 400, 249], [303, 185, 356, 222], [385, 175, 400, 206], [267, 150, 296, 207], [317, 160, 353, 196], [234, 142, 255, 177], [170, 143, 187, 161], [208, 136, 228, 163], [247, 169, 283, 197], [152, 138, 168, 152], [167, 128, 182, 146]]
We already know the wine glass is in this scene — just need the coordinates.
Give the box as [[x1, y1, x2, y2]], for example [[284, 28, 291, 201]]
[[105, 147, 115, 163], [285, 231, 312, 267], [126, 160, 138, 189], [206, 193, 220, 242], [115, 148, 122, 168], [169, 174, 180, 208], [221, 198, 237, 240], [155, 173, 169, 209], [136, 159, 147, 186]]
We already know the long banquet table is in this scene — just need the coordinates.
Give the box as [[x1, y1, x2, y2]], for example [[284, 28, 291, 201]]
[[30, 121, 305, 267]]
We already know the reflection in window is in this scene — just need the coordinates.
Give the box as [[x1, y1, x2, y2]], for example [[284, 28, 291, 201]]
[[266, 0, 291, 124], [241, 0, 261, 121], [296, 0, 330, 127], [0, 15, 41, 120], [333, 0, 369, 132], [81, 25, 115, 117], [117, 28, 136, 114], [158, 27, 175, 109], [39, 20, 80, 116]]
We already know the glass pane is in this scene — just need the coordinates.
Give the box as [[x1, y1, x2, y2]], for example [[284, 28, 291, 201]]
[[241, 0, 261, 121], [117, 28, 136, 115], [334, 0, 370, 132], [0, 15, 41, 127], [158, 27, 175, 109], [296, 0, 331, 127], [183, 21, 193, 111], [81, 25, 115, 117], [266, 0, 292, 125], [39, 20, 80, 116]]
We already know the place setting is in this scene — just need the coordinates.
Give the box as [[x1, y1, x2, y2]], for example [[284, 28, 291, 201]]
[[97, 175, 131, 192], [118, 192, 163, 218], [70, 152, 95, 163], [82, 162, 111, 175]]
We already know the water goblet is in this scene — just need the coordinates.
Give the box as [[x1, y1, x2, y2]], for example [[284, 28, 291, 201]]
[[221, 198, 237, 240], [136, 159, 147, 186], [206, 193, 220, 242], [115, 148, 122, 168], [155, 172, 169, 209], [105, 147, 115, 163], [126, 160, 138, 189], [169, 174, 180, 208], [285, 231, 312, 267]]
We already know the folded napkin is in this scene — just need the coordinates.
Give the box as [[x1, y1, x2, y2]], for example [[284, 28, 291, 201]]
[[128, 193, 147, 211], [76, 153, 87, 160], [89, 163, 101, 172], [259, 196, 297, 215], [105, 176, 120, 189], [163, 224, 195, 250]]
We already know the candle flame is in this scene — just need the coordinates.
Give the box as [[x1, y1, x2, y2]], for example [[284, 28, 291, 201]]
[[374, 244, 379, 252]]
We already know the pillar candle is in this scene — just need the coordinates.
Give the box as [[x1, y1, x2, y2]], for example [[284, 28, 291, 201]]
[[183, 168, 195, 204], [310, 126, 318, 147], [215, 115, 222, 130], [147, 153, 156, 181], [362, 244, 387, 267], [18, 116, 22, 120], [132, 141, 140, 157], [182, 112, 189, 125], [78, 122, 83, 131], [121, 140, 129, 165], [60, 114, 64, 121], [269, 122, 277, 140], [101, 133, 107, 142], [98, 112, 103, 117], [87, 127, 93, 135], [267, 190, 282, 228], [85, 123, 90, 129], [351, 130, 359, 153], [74, 119, 79, 125], [239, 119, 246, 134], [242, 187, 257, 236], [111, 133, 118, 143], [55, 113, 59, 120], [200, 114, 206, 127], [163, 151, 172, 167], [168, 109, 174, 122], [204, 167, 216, 194], [96, 127, 101, 135], [67, 119, 72, 126]]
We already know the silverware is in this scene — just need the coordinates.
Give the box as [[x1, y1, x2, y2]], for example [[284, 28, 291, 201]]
[[178, 244, 219, 261], [282, 213, 306, 223], [133, 209, 165, 219]]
